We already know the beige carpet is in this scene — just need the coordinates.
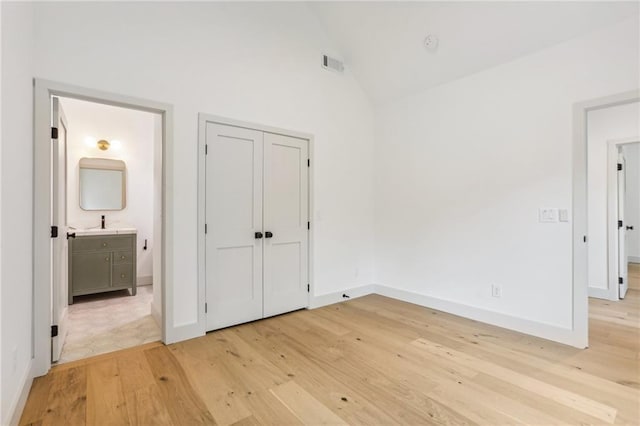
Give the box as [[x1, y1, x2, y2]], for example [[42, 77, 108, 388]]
[[59, 285, 160, 364]]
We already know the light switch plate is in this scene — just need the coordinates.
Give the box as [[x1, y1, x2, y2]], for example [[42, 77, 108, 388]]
[[539, 208, 558, 223], [559, 209, 569, 222]]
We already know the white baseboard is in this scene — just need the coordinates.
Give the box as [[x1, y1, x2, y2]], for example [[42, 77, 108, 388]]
[[309, 284, 585, 348], [628, 255, 640, 264], [588, 286, 617, 301], [5, 360, 34, 426], [137, 275, 152, 286], [150, 301, 162, 328], [165, 321, 203, 345], [309, 284, 376, 309]]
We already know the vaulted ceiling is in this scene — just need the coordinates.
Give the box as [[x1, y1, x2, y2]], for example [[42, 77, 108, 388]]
[[309, 1, 639, 104]]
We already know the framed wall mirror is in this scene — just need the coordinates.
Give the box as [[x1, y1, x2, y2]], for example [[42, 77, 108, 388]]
[[79, 157, 126, 210]]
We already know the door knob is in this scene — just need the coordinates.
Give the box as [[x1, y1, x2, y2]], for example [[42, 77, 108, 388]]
[[255, 232, 263, 239], [627, 225, 634, 230], [265, 231, 273, 238]]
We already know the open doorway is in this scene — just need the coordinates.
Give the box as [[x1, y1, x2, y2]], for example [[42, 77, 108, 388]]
[[611, 140, 640, 299], [586, 102, 640, 301], [572, 90, 639, 349], [50, 97, 163, 363], [582, 99, 639, 347], [33, 80, 172, 377]]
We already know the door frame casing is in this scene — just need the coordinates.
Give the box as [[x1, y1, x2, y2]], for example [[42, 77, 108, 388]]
[[572, 89, 640, 348], [33, 79, 173, 376], [608, 138, 640, 300], [197, 114, 314, 331]]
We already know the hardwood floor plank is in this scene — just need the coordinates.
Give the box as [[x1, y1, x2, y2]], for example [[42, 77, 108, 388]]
[[231, 321, 407, 425], [51, 341, 163, 373], [269, 381, 349, 425], [411, 337, 618, 424], [250, 316, 475, 425], [124, 385, 174, 426], [239, 389, 303, 425], [426, 377, 563, 425], [19, 374, 55, 425], [86, 359, 128, 425], [229, 415, 262, 426], [471, 373, 609, 425], [144, 345, 216, 425], [531, 370, 640, 425], [40, 366, 87, 426], [116, 349, 157, 393], [170, 340, 254, 426]]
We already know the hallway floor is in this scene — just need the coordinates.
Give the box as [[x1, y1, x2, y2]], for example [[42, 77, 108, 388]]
[[59, 285, 161, 364]]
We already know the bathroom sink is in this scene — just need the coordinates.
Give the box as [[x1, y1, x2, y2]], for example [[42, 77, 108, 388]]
[[69, 226, 137, 236]]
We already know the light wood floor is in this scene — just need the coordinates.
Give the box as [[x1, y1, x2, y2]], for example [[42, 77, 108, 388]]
[[629, 263, 640, 291], [20, 291, 639, 425]]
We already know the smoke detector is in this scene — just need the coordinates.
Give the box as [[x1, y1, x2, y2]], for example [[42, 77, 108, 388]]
[[423, 34, 439, 52]]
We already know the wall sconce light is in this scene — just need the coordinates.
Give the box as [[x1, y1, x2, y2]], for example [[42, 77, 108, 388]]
[[97, 139, 110, 151]]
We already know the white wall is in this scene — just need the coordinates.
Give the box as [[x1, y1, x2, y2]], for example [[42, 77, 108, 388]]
[[374, 17, 639, 339], [31, 2, 375, 332], [587, 102, 640, 293], [60, 97, 156, 283], [0, 0, 4, 418], [623, 143, 640, 262], [1, 3, 34, 425]]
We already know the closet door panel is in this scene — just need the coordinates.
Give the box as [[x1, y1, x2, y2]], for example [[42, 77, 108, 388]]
[[205, 123, 263, 330], [263, 132, 309, 317]]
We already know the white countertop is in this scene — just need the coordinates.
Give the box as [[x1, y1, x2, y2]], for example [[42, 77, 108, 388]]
[[69, 226, 137, 236]]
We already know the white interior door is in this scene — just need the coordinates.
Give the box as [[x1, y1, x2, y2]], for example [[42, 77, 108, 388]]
[[263, 132, 309, 317], [205, 123, 264, 330], [618, 153, 629, 299], [51, 97, 69, 361]]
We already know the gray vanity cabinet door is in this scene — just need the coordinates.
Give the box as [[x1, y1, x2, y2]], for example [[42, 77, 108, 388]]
[[68, 234, 137, 304], [112, 264, 134, 286], [71, 252, 112, 293]]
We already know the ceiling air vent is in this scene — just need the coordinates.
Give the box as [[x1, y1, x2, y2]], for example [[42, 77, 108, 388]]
[[322, 54, 344, 73]]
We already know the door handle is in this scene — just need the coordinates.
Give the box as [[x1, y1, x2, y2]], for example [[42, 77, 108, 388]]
[[265, 231, 273, 239], [627, 226, 634, 230], [66, 232, 76, 239], [255, 232, 263, 239]]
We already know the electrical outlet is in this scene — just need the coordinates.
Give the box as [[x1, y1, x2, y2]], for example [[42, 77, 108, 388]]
[[491, 285, 502, 298]]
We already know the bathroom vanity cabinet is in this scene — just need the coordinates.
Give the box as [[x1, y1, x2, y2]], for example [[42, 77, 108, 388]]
[[68, 233, 137, 304]]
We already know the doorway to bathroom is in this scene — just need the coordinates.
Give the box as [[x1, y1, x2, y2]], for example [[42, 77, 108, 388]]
[[33, 80, 172, 376], [50, 97, 162, 363]]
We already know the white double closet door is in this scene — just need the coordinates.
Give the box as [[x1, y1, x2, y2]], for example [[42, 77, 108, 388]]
[[205, 122, 309, 331]]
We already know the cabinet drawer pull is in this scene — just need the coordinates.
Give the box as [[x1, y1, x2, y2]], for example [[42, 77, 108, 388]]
[[120, 273, 126, 279], [105, 256, 110, 261], [102, 242, 108, 247], [121, 255, 126, 260]]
